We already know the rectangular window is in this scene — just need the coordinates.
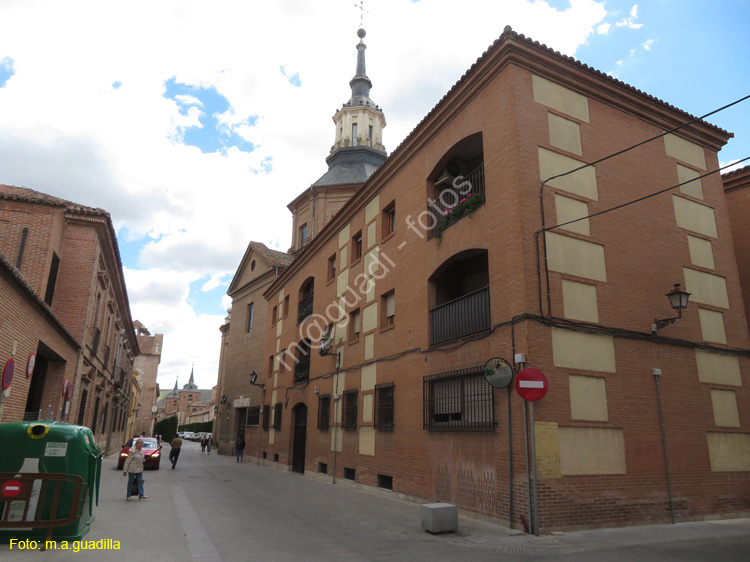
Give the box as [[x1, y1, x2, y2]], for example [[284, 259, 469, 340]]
[[272, 305, 278, 326], [327, 254, 336, 282], [262, 404, 270, 430], [268, 354, 274, 376], [319, 463, 328, 474], [343, 389, 358, 430], [77, 389, 88, 426], [318, 394, 331, 430], [247, 406, 260, 426], [44, 252, 60, 306], [300, 223, 308, 246], [284, 295, 290, 318], [247, 303, 254, 332], [423, 367, 495, 431], [374, 382, 395, 430], [344, 467, 356, 481], [91, 396, 100, 432], [352, 231, 363, 262], [349, 309, 361, 342], [368, 125, 373, 140], [382, 291, 395, 329], [273, 403, 283, 430], [377, 474, 393, 490], [382, 201, 395, 237], [352, 123, 358, 146]]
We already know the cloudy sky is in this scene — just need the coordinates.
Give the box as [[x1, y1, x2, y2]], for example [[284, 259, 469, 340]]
[[0, 0, 748, 391]]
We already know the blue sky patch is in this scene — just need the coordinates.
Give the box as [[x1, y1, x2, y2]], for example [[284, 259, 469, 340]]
[[187, 277, 228, 316], [0, 57, 15, 88], [112, 81, 122, 90], [163, 77, 257, 154], [280, 66, 302, 87]]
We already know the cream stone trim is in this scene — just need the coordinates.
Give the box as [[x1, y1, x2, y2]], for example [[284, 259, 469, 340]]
[[538, 148, 598, 201], [532, 74, 590, 122], [665, 133, 706, 170], [673, 196, 717, 238]]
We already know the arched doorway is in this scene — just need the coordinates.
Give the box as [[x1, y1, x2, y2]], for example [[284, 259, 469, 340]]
[[292, 404, 308, 474]]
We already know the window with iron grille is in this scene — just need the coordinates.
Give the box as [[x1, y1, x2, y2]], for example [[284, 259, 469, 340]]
[[374, 382, 394, 430], [273, 403, 282, 430], [318, 395, 330, 430], [342, 389, 358, 430], [262, 404, 270, 430], [247, 406, 260, 426], [423, 367, 495, 431]]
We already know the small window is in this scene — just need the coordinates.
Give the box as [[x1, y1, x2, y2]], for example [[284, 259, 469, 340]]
[[268, 355, 274, 376], [319, 462, 328, 474], [351, 231, 363, 262], [273, 403, 282, 430], [382, 201, 395, 238], [344, 467, 356, 481], [423, 368, 495, 432], [318, 395, 331, 430], [343, 389, 358, 430], [382, 290, 395, 329], [247, 303, 254, 331], [272, 305, 278, 326], [44, 252, 60, 306], [284, 296, 290, 318], [368, 125, 373, 140], [377, 474, 393, 490], [247, 406, 260, 426], [300, 224, 308, 246], [374, 382, 394, 430], [262, 404, 271, 430], [327, 254, 336, 282], [352, 123, 358, 146], [250, 259, 256, 271], [274, 454, 279, 462], [349, 309, 361, 342]]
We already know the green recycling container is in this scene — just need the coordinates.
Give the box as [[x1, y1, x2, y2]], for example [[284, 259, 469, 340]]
[[0, 421, 101, 543]]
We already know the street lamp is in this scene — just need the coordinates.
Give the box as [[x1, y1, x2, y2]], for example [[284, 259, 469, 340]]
[[652, 284, 691, 333], [248, 369, 265, 465]]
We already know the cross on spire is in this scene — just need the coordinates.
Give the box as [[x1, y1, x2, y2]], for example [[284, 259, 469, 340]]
[[354, 0, 367, 27]]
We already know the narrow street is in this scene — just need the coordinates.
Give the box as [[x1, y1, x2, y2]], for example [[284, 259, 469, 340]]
[[3, 441, 749, 561]]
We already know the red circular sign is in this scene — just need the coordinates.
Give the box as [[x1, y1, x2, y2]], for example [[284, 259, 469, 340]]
[[515, 368, 548, 401], [2, 479, 22, 497], [2, 358, 14, 390]]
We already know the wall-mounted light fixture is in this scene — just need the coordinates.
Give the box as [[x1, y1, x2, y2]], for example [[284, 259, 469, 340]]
[[249, 370, 264, 390], [652, 284, 691, 333]]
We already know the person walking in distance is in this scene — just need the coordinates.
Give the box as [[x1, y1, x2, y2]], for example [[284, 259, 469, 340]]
[[235, 434, 246, 463], [123, 438, 148, 500], [201, 435, 207, 454], [206, 434, 213, 455], [169, 434, 183, 469]]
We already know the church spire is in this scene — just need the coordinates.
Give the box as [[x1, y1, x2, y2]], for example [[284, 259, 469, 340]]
[[188, 365, 195, 385], [173, 378, 178, 390], [349, 28, 373, 102]]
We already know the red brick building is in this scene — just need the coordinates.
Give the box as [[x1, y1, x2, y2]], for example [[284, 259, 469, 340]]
[[222, 28, 750, 531], [0, 185, 139, 452], [724, 166, 750, 327], [132, 321, 163, 436]]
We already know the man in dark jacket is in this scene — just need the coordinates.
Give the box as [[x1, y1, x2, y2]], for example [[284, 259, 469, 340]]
[[235, 434, 246, 463]]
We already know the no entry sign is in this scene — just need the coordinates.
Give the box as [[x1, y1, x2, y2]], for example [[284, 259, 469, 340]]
[[515, 368, 548, 401], [2, 479, 21, 497], [2, 358, 14, 390]]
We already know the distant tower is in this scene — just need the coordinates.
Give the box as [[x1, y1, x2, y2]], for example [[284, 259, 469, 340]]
[[182, 365, 199, 391], [330, 28, 387, 155]]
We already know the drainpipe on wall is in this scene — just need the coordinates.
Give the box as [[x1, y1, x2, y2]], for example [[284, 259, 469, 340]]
[[653, 368, 676, 524]]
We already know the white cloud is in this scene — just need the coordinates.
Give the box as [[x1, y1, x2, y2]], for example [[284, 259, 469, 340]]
[[598, 22, 611, 35], [0, 0, 612, 391], [616, 4, 644, 29], [643, 39, 655, 51]]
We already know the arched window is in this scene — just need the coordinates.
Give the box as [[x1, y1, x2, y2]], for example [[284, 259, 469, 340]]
[[428, 249, 490, 345], [427, 133, 485, 238], [298, 277, 314, 324]]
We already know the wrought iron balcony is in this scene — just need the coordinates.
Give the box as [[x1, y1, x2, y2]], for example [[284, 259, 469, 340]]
[[429, 286, 491, 346], [297, 294, 314, 324], [295, 359, 310, 383]]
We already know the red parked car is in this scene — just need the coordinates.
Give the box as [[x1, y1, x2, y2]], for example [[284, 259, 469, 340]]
[[117, 437, 162, 470]]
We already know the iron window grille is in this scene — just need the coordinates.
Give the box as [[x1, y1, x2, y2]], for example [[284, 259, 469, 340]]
[[423, 366, 495, 431], [273, 403, 282, 430], [374, 382, 395, 430], [247, 406, 260, 426], [262, 404, 270, 430], [342, 389, 358, 430], [318, 395, 331, 430]]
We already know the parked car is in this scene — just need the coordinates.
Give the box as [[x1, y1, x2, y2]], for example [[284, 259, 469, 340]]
[[117, 437, 162, 470]]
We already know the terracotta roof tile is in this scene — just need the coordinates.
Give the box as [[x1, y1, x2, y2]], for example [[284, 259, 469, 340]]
[[248, 241, 294, 268]]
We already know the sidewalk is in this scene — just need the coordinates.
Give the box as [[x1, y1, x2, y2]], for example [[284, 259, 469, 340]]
[[1, 442, 749, 561]]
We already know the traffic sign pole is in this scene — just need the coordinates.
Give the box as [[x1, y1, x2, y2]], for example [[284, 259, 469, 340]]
[[530, 401, 539, 537]]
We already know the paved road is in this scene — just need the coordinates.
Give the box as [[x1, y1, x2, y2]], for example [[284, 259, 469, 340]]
[[2, 441, 749, 561]]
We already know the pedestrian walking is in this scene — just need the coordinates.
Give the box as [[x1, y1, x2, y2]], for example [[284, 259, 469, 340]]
[[206, 434, 213, 455], [123, 438, 148, 500], [156, 434, 161, 446], [201, 435, 207, 454], [235, 434, 246, 463], [169, 435, 183, 469]]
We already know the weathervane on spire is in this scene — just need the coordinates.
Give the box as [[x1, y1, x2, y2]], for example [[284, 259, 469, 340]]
[[354, 0, 367, 27]]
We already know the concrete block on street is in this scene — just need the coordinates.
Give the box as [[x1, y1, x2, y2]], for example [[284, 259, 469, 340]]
[[421, 503, 458, 534]]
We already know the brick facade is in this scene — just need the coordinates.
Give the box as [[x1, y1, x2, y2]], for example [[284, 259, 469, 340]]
[[222, 29, 750, 532]]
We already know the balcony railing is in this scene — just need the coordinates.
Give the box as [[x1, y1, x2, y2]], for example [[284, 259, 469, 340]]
[[297, 294, 314, 324], [295, 359, 310, 383], [429, 286, 490, 346], [429, 162, 485, 238]]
